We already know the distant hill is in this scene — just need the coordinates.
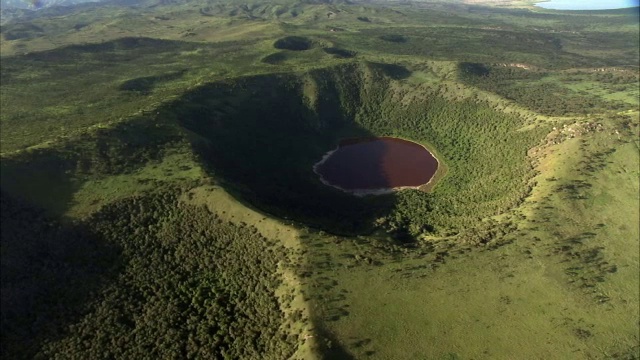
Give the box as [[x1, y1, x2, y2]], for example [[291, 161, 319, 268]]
[[0, 0, 102, 10], [0, 0, 352, 24], [1, 0, 100, 24]]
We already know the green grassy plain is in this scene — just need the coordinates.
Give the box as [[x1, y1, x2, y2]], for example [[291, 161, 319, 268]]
[[1, 0, 638, 359]]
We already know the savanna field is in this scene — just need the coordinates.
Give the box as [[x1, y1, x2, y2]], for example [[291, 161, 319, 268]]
[[1, 0, 638, 359]]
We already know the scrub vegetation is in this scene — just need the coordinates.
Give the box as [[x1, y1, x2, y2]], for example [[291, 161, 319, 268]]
[[458, 62, 634, 116], [1, 189, 300, 359], [1, 0, 638, 359]]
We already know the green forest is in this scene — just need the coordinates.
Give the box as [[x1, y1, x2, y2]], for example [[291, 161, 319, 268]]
[[2, 189, 300, 359]]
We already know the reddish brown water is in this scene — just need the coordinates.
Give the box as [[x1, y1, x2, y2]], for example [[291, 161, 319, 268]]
[[314, 137, 438, 192]]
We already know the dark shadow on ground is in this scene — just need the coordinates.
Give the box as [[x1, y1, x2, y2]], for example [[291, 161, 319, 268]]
[[314, 324, 356, 360], [262, 51, 290, 64], [0, 116, 181, 217], [0, 151, 82, 216], [165, 63, 410, 234], [379, 34, 407, 43], [274, 36, 314, 50], [323, 47, 356, 58], [370, 62, 412, 80], [0, 191, 121, 359], [118, 69, 186, 95], [1, 23, 44, 40]]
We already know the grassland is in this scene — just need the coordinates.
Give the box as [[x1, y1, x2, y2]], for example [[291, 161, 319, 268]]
[[1, 0, 638, 359]]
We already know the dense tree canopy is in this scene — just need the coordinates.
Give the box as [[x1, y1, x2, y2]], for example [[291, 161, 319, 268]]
[[1, 190, 298, 359]]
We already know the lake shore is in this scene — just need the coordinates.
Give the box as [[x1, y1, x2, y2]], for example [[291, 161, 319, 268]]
[[313, 136, 441, 196]]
